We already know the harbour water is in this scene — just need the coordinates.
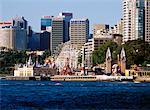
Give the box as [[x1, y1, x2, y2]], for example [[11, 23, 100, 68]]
[[0, 80, 150, 110]]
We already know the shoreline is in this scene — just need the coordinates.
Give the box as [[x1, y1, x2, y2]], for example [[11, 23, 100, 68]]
[[1, 75, 150, 82]]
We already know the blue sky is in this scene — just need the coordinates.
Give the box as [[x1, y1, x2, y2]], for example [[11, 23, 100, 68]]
[[0, 0, 122, 32]]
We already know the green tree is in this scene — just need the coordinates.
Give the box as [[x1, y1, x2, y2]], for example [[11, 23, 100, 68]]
[[43, 50, 51, 58], [92, 41, 119, 65], [123, 40, 150, 68]]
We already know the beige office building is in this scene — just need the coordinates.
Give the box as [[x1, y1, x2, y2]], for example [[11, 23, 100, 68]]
[[93, 24, 109, 35], [145, 0, 150, 43], [110, 19, 123, 35], [0, 27, 27, 50], [70, 18, 89, 49], [0, 27, 15, 49], [93, 34, 113, 50]]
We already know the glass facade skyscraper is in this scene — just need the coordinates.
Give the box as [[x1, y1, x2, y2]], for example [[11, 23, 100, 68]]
[[135, 0, 144, 40], [41, 16, 53, 32], [12, 16, 28, 29], [59, 12, 73, 43]]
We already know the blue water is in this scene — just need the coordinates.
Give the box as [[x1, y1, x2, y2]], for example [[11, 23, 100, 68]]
[[0, 80, 150, 110]]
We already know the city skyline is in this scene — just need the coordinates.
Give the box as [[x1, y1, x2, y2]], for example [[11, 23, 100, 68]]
[[0, 0, 122, 32]]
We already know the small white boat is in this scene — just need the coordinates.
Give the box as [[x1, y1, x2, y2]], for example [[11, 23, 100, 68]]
[[54, 83, 63, 86], [134, 81, 141, 83]]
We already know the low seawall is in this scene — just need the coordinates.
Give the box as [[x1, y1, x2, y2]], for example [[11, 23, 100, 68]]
[[5, 76, 41, 80], [4, 75, 150, 82], [134, 76, 150, 82]]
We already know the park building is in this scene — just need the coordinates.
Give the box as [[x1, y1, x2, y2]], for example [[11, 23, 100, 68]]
[[14, 56, 57, 77], [105, 47, 126, 75], [14, 56, 34, 77], [125, 65, 150, 82]]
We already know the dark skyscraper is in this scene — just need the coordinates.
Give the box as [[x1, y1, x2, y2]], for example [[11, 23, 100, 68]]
[[59, 12, 73, 42], [40, 31, 51, 51], [51, 16, 64, 54], [28, 32, 40, 50]]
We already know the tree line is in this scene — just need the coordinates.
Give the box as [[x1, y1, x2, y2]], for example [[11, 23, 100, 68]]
[[0, 49, 51, 75], [92, 40, 150, 68]]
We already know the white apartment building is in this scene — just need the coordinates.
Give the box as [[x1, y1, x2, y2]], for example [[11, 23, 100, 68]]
[[145, 0, 150, 43], [81, 39, 93, 68], [123, 0, 144, 43]]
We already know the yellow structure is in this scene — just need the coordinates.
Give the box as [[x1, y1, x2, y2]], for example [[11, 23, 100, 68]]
[[14, 65, 34, 77], [125, 69, 136, 76], [120, 48, 126, 74], [14, 56, 34, 77]]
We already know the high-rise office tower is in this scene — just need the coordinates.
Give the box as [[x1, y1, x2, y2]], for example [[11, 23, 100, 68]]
[[13, 16, 28, 50], [70, 18, 89, 49], [0, 26, 27, 50], [51, 16, 64, 54], [40, 31, 51, 51], [41, 16, 53, 32], [145, 0, 150, 43], [12, 16, 28, 29], [135, 0, 144, 40], [28, 32, 40, 50], [0, 17, 27, 50], [14, 27, 27, 50], [123, 0, 144, 43], [59, 12, 73, 42], [0, 26, 15, 49]]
